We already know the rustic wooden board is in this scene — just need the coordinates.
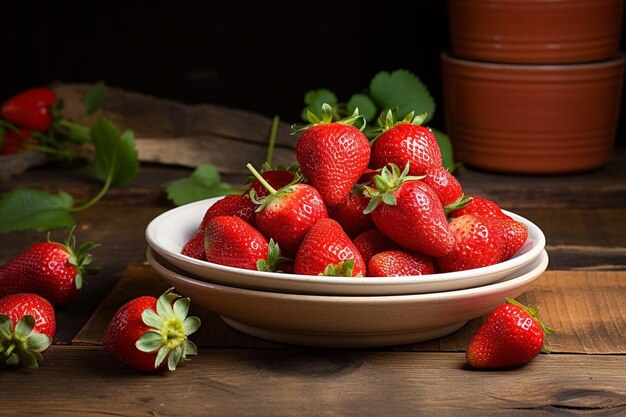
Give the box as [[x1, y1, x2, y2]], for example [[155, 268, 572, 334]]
[[73, 265, 626, 354], [1, 346, 625, 417]]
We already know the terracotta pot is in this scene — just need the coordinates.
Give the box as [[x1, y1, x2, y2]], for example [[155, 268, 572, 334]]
[[441, 52, 625, 174], [447, 0, 624, 64]]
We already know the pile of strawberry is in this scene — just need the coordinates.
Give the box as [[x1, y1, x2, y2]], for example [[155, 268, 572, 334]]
[[182, 104, 528, 277], [0, 231, 200, 372]]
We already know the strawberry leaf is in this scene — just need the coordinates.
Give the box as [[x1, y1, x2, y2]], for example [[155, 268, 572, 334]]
[[301, 89, 338, 121], [84, 81, 106, 116], [346, 94, 377, 122], [90, 118, 139, 186], [0, 188, 75, 233], [165, 164, 237, 206], [369, 69, 436, 123]]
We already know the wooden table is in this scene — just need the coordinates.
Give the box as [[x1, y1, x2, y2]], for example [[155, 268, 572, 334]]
[[0, 86, 625, 416]]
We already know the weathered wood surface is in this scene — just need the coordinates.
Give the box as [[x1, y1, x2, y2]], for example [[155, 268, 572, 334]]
[[73, 265, 626, 354], [1, 346, 624, 417]]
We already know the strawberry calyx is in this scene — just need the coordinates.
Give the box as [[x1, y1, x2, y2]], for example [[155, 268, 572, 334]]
[[53, 227, 100, 290], [246, 163, 302, 212], [291, 103, 365, 134], [320, 259, 361, 277], [444, 194, 473, 216], [135, 290, 201, 371], [505, 297, 555, 352], [257, 239, 292, 272], [362, 163, 424, 214], [0, 314, 51, 369], [373, 109, 428, 135]]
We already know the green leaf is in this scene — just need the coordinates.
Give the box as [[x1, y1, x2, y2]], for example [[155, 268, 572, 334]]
[[165, 164, 236, 206], [14, 316, 35, 339], [84, 81, 106, 116], [369, 69, 436, 122], [90, 118, 139, 186], [301, 89, 338, 121], [173, 298, 190, 320], [155, 345, 170, 369], [167, 346, 183, 371], [25, 333, 51, 352], [142, 309, 165, 329], [346, 94, 377, 122], [431, 128, 456, 171], [183, 316, 201, 335], [0, 188, 75, 233], [136, 331, 164, 353]]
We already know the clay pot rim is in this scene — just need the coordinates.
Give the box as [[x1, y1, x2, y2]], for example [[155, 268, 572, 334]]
[[441, 51, 625, 71]]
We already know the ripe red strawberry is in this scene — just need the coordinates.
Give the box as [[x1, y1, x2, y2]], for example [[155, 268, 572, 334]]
[[247, 164, 327, 257], [467, 298, 554, 369], [436, 214, 502, 272], [364, 163, 455, 257], [353, 229, 399, 264], [294, 104, 370, 206], [1, 87, 57, 131], [295, 219, 366, 276], [203, 216, 270, 270], [422, 165, 464, 207], [0, 293, 55, 368], [368, 250, 436, 277], [329, 186, 373, 238], [0, 230, 99, 306], [449, 197, 528, 262], [181, 195, 247, 261], [103, 290, 200, 372], [370, 111, 442, 175], [238, 169, 296, 225], [0, 128, 32, 155]]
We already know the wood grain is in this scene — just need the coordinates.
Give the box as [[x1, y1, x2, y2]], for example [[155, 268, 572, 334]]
[[73, 265, 626, 354], [1, 346, 624, 417]]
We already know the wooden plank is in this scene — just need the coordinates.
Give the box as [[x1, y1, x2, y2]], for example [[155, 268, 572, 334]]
[[1, 346, 625, 417], [74, 265, 626, 354]]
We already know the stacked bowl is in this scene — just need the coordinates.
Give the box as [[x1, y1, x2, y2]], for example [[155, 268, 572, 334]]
[[442, 0, 625, 174], [145, 197, 548, 348]]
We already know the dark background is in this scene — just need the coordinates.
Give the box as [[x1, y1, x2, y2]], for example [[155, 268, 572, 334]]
[[1, 2, 624, 146]]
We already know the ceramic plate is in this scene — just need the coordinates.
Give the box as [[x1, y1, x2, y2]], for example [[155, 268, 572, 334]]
[[147, 247, 549, 348], [145, 197, 546, 296]]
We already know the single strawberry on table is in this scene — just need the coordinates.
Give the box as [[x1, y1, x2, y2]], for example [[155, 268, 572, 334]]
[[293, 103, 370, 207], [467, 297, 554, 369], [363, 163, 455, 257], [1, 87, 57, 132], [0, 229, 99, 306], [103, 290, 201, 372], [0, 293, 55, 368], [370, 110, 442, 175], [294, 218, 366, 276], [246, 163, 328, 258]]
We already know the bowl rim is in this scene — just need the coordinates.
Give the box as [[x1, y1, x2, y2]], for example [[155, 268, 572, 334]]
[[145, 197, 546, 286]]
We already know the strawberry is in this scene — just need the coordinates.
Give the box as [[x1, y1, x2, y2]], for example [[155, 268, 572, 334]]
[[449, 197, 528, 262], [1, 87, 57, 131], [352, 229, 399, 264], [370, 111, 442, 175], [0, 230, 99, 306], [436, 214, 502, 272], [103, 290, 200, 372], [0, 293, 55, 368], [294, 219, 366, 276], [247, 164, 327, 257], [238, 169, 296, 225], [203, 215, 270, 270], [181, 195, 247, 261], [422, 165, 464, 207], [293, 104, 370, 206], [328, 186, 373, 238], [364, 163, 455, 257], [0, 128, 32, 155], [368, 250, 436, 277], [467, 297, 554, 369]]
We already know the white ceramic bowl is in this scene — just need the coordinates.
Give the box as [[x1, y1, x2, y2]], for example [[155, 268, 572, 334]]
[[147, 247, 549, 348], [145, 197, 546, 296]]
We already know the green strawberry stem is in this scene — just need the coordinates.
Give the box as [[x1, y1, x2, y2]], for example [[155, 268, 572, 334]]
[[52, 225, 100, 289], [246, 163, 278, 195], [0, 314, 51, 369], [362, 163, 424, 214], [264, 115, 280, 167], [56, 119, 91, 143], [69, 151, 116, 213], [135, 290, 201, 371], [444, 194, 473, 215], [257, 239, 291, 272], [291, 103, 364, 134]]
